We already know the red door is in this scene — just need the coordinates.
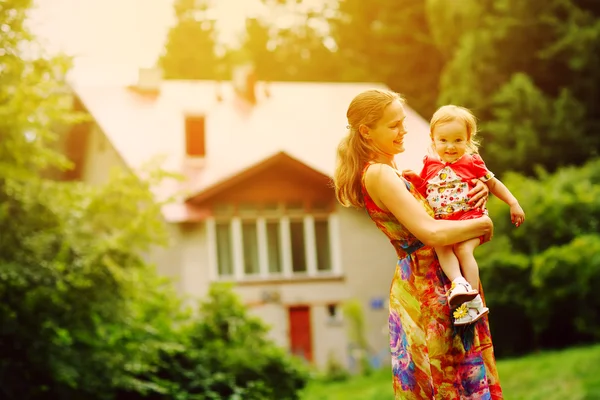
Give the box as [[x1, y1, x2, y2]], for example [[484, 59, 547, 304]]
[[288, 306, 313, 362]]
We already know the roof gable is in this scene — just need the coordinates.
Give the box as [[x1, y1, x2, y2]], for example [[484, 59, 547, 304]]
[[187, 151, 333, 206]]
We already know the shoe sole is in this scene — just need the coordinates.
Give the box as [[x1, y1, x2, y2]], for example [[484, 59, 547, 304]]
[[454, 307, 489, 326], [448, 291, 479, 309]]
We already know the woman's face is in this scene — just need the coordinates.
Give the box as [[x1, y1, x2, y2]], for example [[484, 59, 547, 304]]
[[362, 100, 407, 156]]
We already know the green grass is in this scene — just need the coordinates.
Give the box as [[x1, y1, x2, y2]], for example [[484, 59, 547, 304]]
[[300, 344, 600, 400]]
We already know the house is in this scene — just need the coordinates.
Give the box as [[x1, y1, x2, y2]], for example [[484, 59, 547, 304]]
[[63, 67, 432, 370]]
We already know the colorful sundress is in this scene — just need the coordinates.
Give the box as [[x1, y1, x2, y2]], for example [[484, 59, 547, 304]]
[[361, 164, 503, 399]]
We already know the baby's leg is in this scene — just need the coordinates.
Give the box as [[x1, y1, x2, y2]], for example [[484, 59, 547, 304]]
[[453, 238, 482, 289], [453, 238, 490, 325], [434, 245, 462, 281], [435, 245, 478, 308]]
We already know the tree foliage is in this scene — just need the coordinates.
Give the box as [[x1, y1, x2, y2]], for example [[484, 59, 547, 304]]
[[478, 159, 600, 356], [222, 0, 343, 82], [159, 0, 220, 79], [115, 284, 309, 400], [330, 0, 444, 115], [159, 0, 443, 115], [431, 0, 600, 176], [1, 1, 308, 398]]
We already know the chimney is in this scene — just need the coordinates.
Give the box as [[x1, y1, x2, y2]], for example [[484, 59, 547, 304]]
[[136, 67, 162, 93], [232, 64, 257, 105], [184, 114, 206, 159]]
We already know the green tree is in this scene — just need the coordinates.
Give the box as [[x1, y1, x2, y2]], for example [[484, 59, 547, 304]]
[[159, 0, 220, 79], [330, 0, 444, 115], [1, 2, 308, 399], [432, 0, 600, 176], [229, 1, 342, 82], [0, 1, 181, 395], [482, 73, 588, 176], [115, 284, 309, 400], [478, 159, 600, 356], [2, 151, 183, 397], [235, 18, 276, 80]]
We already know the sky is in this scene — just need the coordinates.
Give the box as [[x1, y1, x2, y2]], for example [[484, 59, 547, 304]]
[[27, 0, 271, 84]]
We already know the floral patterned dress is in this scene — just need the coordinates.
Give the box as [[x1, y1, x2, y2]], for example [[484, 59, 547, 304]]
[[361, 165, 503, 399]]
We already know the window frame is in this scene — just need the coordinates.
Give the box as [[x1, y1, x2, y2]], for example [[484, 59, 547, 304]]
[[206, 204, 341, 281]]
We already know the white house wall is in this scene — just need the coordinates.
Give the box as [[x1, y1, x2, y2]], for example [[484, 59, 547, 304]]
[[310, 304, 347, 370], [234, 279, 350, 368], [336, 203, 399, 367], [176, 223, 211, 300], [80, 124, 128, 185], [148, 224, 185, 293]]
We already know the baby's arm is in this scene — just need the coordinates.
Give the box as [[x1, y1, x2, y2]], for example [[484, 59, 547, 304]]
[[401, 169, 425, 187], [402, 156, 433, 194], [487, 178, 525, 227]]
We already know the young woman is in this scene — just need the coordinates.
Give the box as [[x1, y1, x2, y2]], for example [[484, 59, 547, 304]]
[[334, 90, 503, 399]]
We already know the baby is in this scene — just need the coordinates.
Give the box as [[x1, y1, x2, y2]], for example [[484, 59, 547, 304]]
[[405, 105, 525, 325]]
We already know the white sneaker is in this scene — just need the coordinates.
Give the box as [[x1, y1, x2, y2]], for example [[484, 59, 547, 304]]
[[453, 300, 489, 326], [447, 281, 479, 309]]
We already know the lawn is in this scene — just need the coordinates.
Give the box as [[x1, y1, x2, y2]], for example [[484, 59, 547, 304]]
[[301, 344, 600, 400]]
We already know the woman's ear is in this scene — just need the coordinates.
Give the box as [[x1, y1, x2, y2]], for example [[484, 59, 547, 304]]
[[359, 124, 370, 139]]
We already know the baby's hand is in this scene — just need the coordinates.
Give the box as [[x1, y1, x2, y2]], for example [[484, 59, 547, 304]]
[[510, 203, 525, 227], [402, 169, 424, 186]]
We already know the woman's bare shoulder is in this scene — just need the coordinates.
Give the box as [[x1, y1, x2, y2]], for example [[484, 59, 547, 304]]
[[364, 163, 408, 201], [364, 162, 401, 182]]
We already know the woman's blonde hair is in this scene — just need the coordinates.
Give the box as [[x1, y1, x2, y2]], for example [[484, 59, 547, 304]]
[[333, 89, 404, 209], [430, 105, 480, 154]]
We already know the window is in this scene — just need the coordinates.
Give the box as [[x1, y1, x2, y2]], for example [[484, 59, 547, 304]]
[[266, 221, 282, 273], [209, 203, 338, 280], [290, 220, 307, 273], [185, 115, 206, 157], [215, 222, 233, 276], [242, 222, 259, 275], [326, 303, 343, 325], [314, 219, 331, 271]]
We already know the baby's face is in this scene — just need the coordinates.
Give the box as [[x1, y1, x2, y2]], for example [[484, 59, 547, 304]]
[[431, 120, 469, 163]]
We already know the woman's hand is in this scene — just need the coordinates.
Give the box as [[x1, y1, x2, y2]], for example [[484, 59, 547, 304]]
[[468, 179, 490, 210]]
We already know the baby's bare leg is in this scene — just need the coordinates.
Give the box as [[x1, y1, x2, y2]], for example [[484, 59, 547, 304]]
[[453, 238, 489, 324], [454, 238, 482, 289], [434, 245, 462, 281], [437, 244, 478, 309]]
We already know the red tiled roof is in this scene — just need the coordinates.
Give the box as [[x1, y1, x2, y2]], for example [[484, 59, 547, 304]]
[[71, 79, 431, 221]]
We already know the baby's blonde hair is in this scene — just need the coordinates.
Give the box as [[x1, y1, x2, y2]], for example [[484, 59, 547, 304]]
[[430, 105, 480, 154], [334, 89, 404, 209]]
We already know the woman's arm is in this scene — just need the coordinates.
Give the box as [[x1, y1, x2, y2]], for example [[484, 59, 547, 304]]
[[365, 164, 493, 247]]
